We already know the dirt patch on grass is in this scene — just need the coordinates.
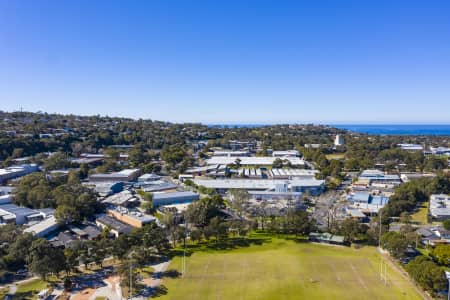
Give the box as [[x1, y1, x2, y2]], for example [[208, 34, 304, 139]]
[[105, 275, 120, 289], [71, 288, 95, 300]]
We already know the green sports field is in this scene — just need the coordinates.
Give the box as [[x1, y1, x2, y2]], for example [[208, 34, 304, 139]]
[[157, 235, 424, 300]]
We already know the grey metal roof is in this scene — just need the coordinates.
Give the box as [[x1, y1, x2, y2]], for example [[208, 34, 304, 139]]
[[193, 178, 324, 190], [206, 156, 305, 166], [96, 215, 133, 234], [153, 191, 199, 200], [0, 204, 37, 218], [24, 216, 58, 236]]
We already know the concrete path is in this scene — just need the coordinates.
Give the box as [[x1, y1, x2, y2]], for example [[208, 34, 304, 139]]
[[4, 284, 17, 300], [134, 259, 171, 299], [149, 260, 171, 288], [89, 285, 121, 300]]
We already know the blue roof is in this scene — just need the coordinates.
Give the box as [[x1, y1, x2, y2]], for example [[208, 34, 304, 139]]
[[370, 196, 389, 206], [351, 192, 370, 203]]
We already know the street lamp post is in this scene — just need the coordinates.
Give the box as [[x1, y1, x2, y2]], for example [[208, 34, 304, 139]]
[[127, 250, 136, 300], [129, 262, 132, 300]]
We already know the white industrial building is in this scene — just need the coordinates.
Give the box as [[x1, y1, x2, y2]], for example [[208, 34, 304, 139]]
[[213, 150, 250, 157], [152, 191, 199, 207], [138, 173, 161, 182], [89, 168, 140, 182], [0, 164, 39, 183], [24, 216, 59, 237], [206, 156, 305, 167], [0, 204, 50, 225], [430, 194, 450, 220], [397, 144, 424, 151], [268, 168, 317, 179], [400, 172, 436, 183], [193, 178, 325, 195], [429, 147, 450, 155], [358, 169, 402, 185], [272, 150, 300, 158], [236, 168, 317, 179], [102, 190, 139, 206]]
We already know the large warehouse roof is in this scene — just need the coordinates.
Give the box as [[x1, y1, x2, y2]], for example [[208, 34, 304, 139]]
[[193, 178, 324, 190], [153, 191, 199, 200], [206, 156, 305, 166]]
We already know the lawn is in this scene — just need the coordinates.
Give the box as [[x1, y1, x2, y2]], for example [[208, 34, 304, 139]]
[[411, 201, 429, 224], [157, 234, 423, 300], [325, 153, 345, 160], [0, 288, 8, 299], [12, 278, 48, 300]]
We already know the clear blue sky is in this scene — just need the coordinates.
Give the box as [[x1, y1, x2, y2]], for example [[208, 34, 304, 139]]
[[1, 0, 450, 124]]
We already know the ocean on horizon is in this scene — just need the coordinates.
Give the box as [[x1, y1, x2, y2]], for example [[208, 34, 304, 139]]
[[334, 124, 450, 136], [207, 123, 450, 135]]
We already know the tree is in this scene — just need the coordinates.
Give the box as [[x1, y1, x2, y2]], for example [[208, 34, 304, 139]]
[[90, 239, 109, 268], [63, 277, 73, 291], [141, 201, 153, 214], [129, 144, 148, 166], [184, 195, 225, 228], [0, 224, 22, 257], [104, 148, 120, 161], [112, 235, 133, 259], [229, 189, 249, 218], [116, 259, 140, 297], [399, 212, 411, 224], [431, 244, 450, 266], [443, 219, 450, 231], [206, 217, 228, 242], [234, 158, 242, 169], [254, 200, 269, 230], [290, 210, 316, 236], [272, 158, 283, 168], [139, 192, 153, 213], [53, 184, 98, 224], [339, 218, 362, 243], [190, 229, 203, 243], [229, 189, 249, 236], [161, 212, 183, 247], [43, 152, 70, 171], [3, 233, 34, 271], [160, 144, 189, 169], [400, 224, 419, 247], [67, 170, 80, 185], [27, 239, 66, 279], [380, 231, 409, 259], [424, 157, 448, 172], [139, 223, 170, 252], [79, 163, 89, 179], [14, 173, 55, 208], [64, 248, 79, 274], [11, 148, 24, 158], [406, 256, 446, 295]]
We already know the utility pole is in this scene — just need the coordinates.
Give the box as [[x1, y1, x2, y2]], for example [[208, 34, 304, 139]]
[[379, 209, 383, 282], [127, 250, 135, 300], [384, 261, 387, 286], [129, 262, 132, 300], [182, 216, 187, 278]]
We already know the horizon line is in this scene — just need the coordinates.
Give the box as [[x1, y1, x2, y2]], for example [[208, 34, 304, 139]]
[[2, 110, 450, 126]]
